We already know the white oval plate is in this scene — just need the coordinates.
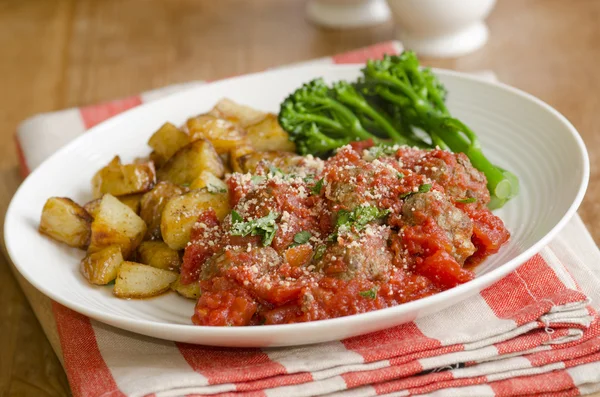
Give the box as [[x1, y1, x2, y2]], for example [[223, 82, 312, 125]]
[[5, 65, 589, 347]]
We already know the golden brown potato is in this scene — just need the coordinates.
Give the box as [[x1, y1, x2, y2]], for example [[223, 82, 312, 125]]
[[88, 194, 147, 258], [156, 140, 224, 185], [80, 245, 123, 285], [208, 98, 266, 127], [161, 189, 230, 250], [148, 122, 190, 165], [187, 115, 247, 154], [137, 241, 181, 271], [113, 262, 177, 299], [171, 276, 201, 299], [149, 151, 165, 169], [229, 144, 256, 173], [92, 156, 156, 198], [118, 193, 143, 214], [189, 170, 228, 192], [246, 114, 296, 152], [236, 151, 300, 174], [139, 181, 185, 240], [39, 197, 92, 249], [85, 194, 142, 217], [83, 198, 101, 219]]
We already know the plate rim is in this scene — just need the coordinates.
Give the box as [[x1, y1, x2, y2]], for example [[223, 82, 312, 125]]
[[4, 64, 590, 343]]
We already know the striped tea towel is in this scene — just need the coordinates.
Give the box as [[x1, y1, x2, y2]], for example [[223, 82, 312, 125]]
[[13, 41, 600, 397]]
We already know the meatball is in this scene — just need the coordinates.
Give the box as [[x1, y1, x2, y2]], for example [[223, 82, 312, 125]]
[[399, 149, 490, 205], [317, 225, 393, 281], [402, 191, 475, 263]]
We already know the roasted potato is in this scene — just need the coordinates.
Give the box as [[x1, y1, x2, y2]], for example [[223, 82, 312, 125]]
[[113, 262, 177, 298], [246, 114, 295, 152], [190, 170, 228, 192], [171, 276, 201, 299], [92, 156, 156, 198], [85, 194, 142, 217], [209, 98, 266, 127], [80, 245, 123, 285], [137, 241, 181, 271], [157, 139, 224, 185], [148, 122, 190, 165], [236, 151, 300, 174], [229, 144, 256, 173], [161, 189, 230, 250], [39, 197, 92, 249], [88, 194, 147, 257], [139, 181, 185, 240], [83, 198, 101, 219], [118, 193, 143, 214], [149, 151, 165, 169], [186, 115, 247, 154]]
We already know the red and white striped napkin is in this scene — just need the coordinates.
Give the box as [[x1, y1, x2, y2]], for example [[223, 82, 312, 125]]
[[14, 42, 600, 397]]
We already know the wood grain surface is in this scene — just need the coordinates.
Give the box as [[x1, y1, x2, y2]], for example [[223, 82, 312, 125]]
[[0, 0, 598, 395]]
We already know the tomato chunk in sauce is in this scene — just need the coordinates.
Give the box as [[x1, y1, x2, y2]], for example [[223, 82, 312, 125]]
[[181, 145, 509, 326]]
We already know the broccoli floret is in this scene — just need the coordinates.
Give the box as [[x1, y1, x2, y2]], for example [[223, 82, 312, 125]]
[[278, 78, 423, 157]]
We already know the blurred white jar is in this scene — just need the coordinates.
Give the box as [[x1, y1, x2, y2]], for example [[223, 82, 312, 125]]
[[306, 0, 391, 29], [385, 0, 496, 58]]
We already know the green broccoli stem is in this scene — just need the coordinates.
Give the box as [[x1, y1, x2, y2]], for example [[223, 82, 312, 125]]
[[307, 96, 376, 141], [375, 87, 516, 202], [340, 95, 424, 146]]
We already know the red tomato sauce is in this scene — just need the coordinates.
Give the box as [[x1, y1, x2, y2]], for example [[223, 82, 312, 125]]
[[182, 144, 510, 326]]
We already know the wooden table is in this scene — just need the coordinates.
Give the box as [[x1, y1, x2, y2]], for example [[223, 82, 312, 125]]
[[0, 0, 598, 395]]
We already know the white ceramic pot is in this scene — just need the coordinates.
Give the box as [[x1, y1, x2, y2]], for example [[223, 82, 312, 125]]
[[306, 0, 391, 29], [386, 0, 496, 58]]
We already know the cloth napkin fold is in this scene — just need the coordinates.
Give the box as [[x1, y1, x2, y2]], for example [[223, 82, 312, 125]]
[[13, 42, 600, 397]]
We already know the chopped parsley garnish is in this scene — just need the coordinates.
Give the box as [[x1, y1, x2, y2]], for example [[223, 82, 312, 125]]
[[399, 183, 432, 199], [251, 175, 266, 184], [330, 205, 390, 240], [290, 231, 312, 247], [366, 144, 398, 160], [181, 183, 190, 187], [230, 211, 279, 246], [456, 197, 477, 204], [313, 244, 327, 261], [303, 175, 316, 183], [207, 184, 227, 194], [359, 286, 379, 299], [268, 165, 284, 176], [397, 172, 404, 180], [311, 178, 324, 195], [231, 210, 243, 224]]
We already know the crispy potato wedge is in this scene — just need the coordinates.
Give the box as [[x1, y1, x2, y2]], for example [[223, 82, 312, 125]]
[[83, 198, 101, 219], [80, 245, 123, 285], [208, 98, 266, 127], [92, 156, 156, 198], [39, 197, 92, 249], [230, 144, 256, 173], [148, 122, 190, 165], [187, 115, 247, 154], [171, 276, 201, 299], [88, 194, 147, 257], [118, 193, 143, 214], [157, 140, 224, 185], [236, 151, 300, 174], [139, 181, 185, 240], [113, 262, 177, 299], [246, 114, 295, 152], [137, 241, 181, 271], [161, 189, 230, 250], [190, 170, 228, 192], [149, 151, 165, 169]]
